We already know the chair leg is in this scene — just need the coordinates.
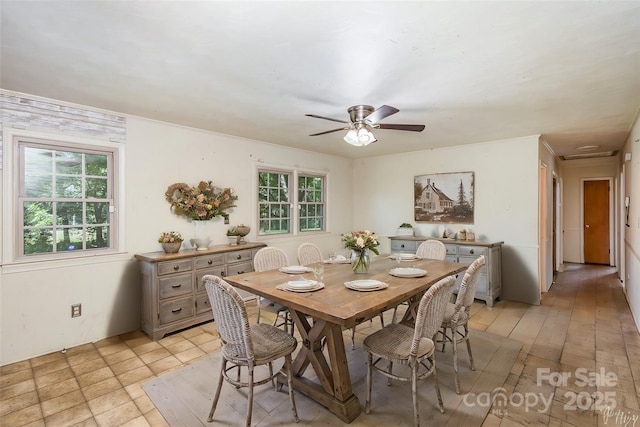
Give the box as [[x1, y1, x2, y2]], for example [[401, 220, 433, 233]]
[[387, 361, 393, 386], [246, 366, 254, 427], [208, 358, 226, 422], [284, 354, 299, 422], [440, 326, 448, 352], [465, 324, 475, 371], [379, 313, 385, 328], [432, 357, 445, 414], [391, 306, 398, 324], [453, 324, 460, 394], [257, 299, 263, 324], [365, 352, 373, 414], [412, 364, 419, 427]]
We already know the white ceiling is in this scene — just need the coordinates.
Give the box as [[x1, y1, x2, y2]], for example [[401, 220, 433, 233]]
[[1, 1, 639, 159]]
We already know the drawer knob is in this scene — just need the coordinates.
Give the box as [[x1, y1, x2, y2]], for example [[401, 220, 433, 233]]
[[236, 255, 242, 260], [237, 270, 244, 274], [173, 265, 180, 271], [172, 284, 182, 289], [208, 260, 213, 265], [470, 249, 475, 254], [221, 272, 226, 277], [171, 307, 182, 313]]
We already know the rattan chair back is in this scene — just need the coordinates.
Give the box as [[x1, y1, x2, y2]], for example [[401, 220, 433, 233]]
[[416, 239, 446, 260], [254, 247, 289, 272], [296, 243, 323, 265]]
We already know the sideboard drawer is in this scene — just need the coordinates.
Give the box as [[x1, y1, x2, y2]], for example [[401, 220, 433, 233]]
[[195, 254, 225, 269], [227, 260, 253, 276], [225, 249, 253, 264], [391, 240, 416, 252], [158, 273, 193, 299], [444, 244, 457, 256], [158, 259, 193, 276], [195, 293, 211, 315], [195, 268, 226, 294], [458, 245, 486, 257], [159, 296, 194, 325]]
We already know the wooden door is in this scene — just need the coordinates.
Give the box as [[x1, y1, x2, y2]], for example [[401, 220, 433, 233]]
[[584, 180, 610, 265]]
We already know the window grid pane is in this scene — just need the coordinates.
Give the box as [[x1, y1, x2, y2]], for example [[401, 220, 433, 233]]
[[258, 171, 291, 235], [20, 142, 114, 256], [298, 175, 325, 232]]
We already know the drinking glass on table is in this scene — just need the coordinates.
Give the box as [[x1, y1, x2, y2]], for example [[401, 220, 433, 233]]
[[311, 263, 324, 284], [393, 253, 402, 267]]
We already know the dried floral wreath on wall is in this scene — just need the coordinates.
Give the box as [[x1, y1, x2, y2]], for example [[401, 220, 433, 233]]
[[165, 181, 237, 221]]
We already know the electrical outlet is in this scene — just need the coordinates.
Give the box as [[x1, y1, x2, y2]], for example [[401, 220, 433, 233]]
[[71, 303, 82, 318]]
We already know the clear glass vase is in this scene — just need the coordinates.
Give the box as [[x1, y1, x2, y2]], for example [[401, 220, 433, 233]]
[[351, 249, 370, 274]]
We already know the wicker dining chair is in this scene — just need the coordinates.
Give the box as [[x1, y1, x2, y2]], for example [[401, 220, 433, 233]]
[[415, 239, 446, 260], [439, 255, 485, 394], [363, 275, 455, 427], [253, 247, 293, 333], [296, 242, 323, 265], [203, 275, 299, 427], [391, 239, 447, 324]]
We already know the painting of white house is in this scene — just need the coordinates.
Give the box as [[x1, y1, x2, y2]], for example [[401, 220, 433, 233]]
[[414, 172, 474, 224]]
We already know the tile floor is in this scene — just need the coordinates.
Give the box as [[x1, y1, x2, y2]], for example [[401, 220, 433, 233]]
[[1, 263, 638, 426]]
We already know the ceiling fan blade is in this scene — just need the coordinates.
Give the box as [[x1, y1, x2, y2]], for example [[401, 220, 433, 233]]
[[305, 114, 350, 124], [309, 127, 350, 136], [365, 105, 399, 124], [377, 123, 426, 132]]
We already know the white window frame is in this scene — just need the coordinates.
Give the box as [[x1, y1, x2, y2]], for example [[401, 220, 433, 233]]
[[2, 127, 126, 269], [256, 164, 328, 237]]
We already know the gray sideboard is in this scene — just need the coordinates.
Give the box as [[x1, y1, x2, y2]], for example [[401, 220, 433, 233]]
[[389, 236, 503, 307], [135, 242, 266, 340]]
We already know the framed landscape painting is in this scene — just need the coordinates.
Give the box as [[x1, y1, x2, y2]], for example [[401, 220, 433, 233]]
[[414, 171, 474, 224]]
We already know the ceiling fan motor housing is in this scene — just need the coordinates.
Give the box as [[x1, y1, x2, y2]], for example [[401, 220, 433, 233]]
[[348, 105, 375, 123]]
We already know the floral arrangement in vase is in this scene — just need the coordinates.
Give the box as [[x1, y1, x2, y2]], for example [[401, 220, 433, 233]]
[[158, 231, 183, 253], [341, 230, 380, 273], [165, 181, 238, 221]]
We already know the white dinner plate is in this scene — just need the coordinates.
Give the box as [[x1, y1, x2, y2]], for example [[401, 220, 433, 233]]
[[390, 253, 419, 261], [279, 265, 313, 274], [389, 267, 427, 278], [287, 279, 316, 290], [344, 279, 388, 291], [277, 281, 324, 293]]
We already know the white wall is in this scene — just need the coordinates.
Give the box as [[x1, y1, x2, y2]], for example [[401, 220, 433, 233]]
[[560, 158, 619, 264], [622, 114, 640, 332], [0, 111, 353, 365], [351, 136, 541, 306]]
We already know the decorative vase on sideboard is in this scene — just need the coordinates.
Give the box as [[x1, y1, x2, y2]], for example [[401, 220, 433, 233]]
[[191, 220, 211, 250], [161, 242, 181, 253]]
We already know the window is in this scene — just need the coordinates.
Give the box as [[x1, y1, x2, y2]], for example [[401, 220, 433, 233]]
[[258, 167, 326, 236], [16, 137, 118, 258], [298, 175, 324, 232]]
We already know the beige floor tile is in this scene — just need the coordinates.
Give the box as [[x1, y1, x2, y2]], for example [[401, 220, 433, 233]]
[[81, 377, 123, 401], [87, 388, 132, 416], [33, 366, 75, 389], [109, 356, 145, 376], [71, 357, 108, 377], [93, 401, 142, 427], [0, 403, 43, 426], [0, 378, 36, 400], [43, 402, 93, 426], [36, 377, 80, 401], [76, 366, 115, 389], [40, 389, 86, 417]]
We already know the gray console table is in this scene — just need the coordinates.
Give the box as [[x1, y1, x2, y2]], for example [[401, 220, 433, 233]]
[[135, 242, 266, 340], [389, 236, 503, 307]]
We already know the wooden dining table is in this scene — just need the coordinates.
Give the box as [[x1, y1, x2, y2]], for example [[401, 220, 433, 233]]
[[223, 255, 467, 423]]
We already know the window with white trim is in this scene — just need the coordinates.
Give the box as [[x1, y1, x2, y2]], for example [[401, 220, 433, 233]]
[[16, 137, 118, 258], [257, 167, 326, 236]]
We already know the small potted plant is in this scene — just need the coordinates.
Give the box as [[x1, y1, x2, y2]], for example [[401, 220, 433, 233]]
[[158, 231, 183, 253], [226, 227, 240, 245], [397, 223, 414, 236]]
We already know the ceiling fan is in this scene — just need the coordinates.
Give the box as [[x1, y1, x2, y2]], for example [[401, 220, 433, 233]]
[[306, 105, 425, 146]]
